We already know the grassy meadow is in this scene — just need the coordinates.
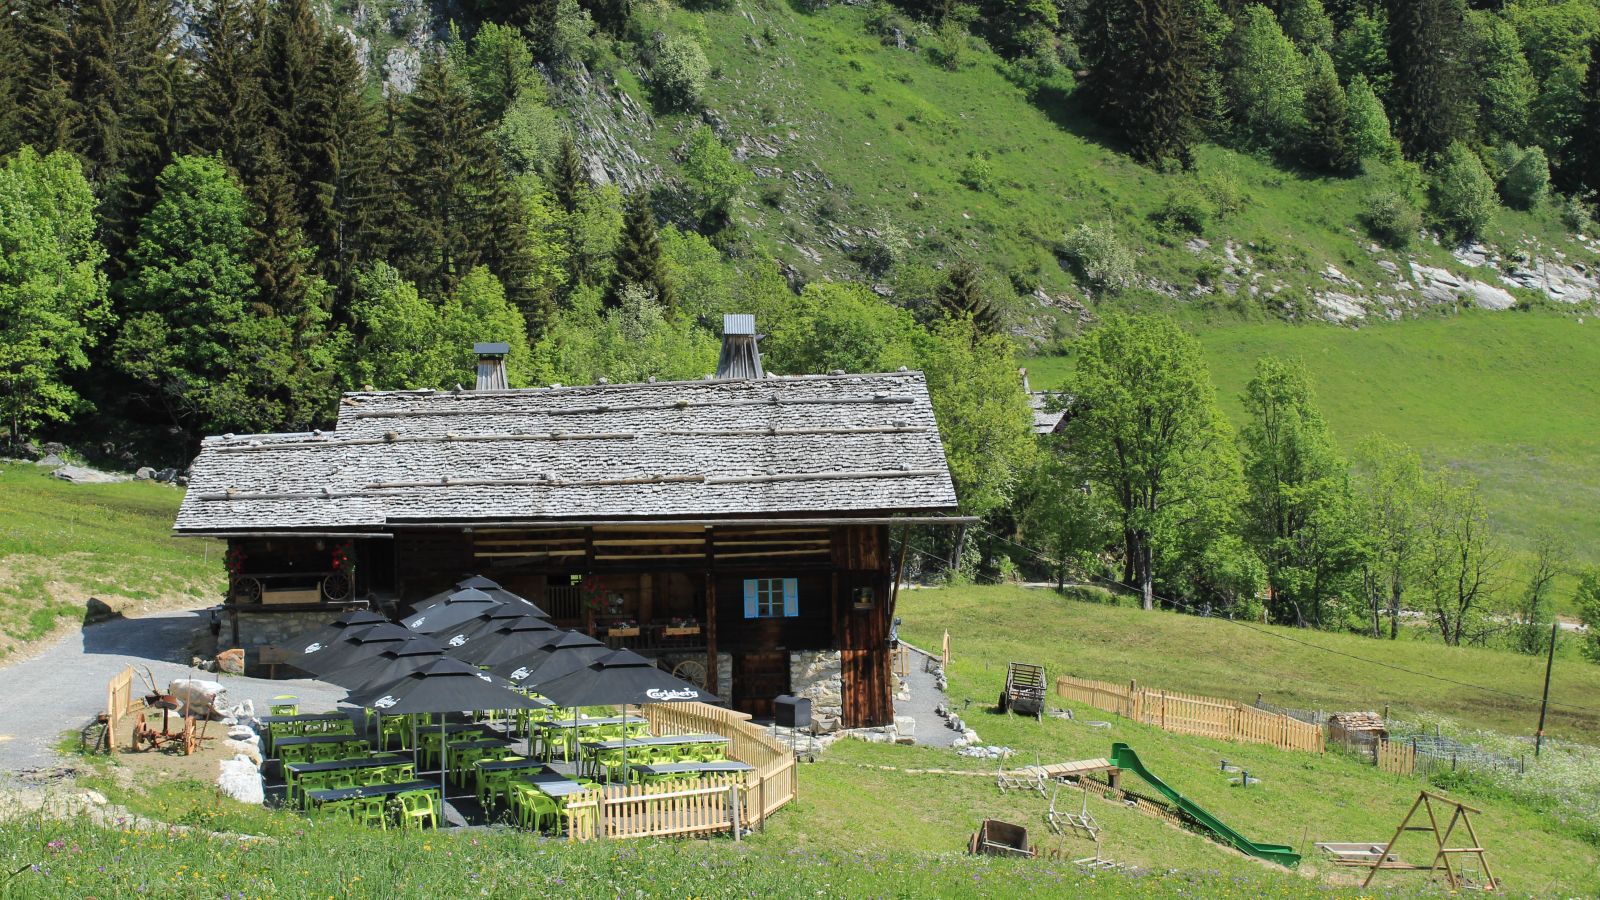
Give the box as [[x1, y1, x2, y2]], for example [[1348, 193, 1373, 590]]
[[1024, 310, 1600, 576], [0, 466, 220, 656]]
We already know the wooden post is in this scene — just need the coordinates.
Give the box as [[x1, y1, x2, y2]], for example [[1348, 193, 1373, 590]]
[[729, 785, 742, 842], [705, 573, 718, 698], [229, 607, 239, 649], [942, 629, 950, 670], [890, 524, 910, 614]]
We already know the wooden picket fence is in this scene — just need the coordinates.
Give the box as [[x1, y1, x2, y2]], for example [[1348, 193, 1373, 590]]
[[1376, 738, 1416, 775], [892, 646, 912, 677], [572, 701, 796, 841], [1055, 675, 1324, 754], [105, 666, 136, 756], [563, 776, 751, 841]]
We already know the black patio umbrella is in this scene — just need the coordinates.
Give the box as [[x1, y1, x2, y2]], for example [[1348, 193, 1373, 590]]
[[294, 623, 416, 676], [401, 589, 503, 635], [531, 649, 720, 782], [275, 609, 388, 655], [437, 604, 547, 649], [412, 577, 548, 617], [450, 617, 563, 667], [344, 658, 549, 807], [320, 634, 451, 690], [486, 631, 608, 687]]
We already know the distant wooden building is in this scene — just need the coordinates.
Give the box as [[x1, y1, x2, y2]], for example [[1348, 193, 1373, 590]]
[[174, 322, 969, 727]]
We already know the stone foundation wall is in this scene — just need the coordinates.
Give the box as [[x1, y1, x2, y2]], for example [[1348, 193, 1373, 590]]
[[232, 609, 347, 676], [790, 649, 842, 725]]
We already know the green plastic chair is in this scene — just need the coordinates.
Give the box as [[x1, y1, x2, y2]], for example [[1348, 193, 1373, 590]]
[[269, 696, 299, 716], [379, 716, 409, 751], [356, 797, 388, 830], [324, 718, 356, 736], [267, 722, 297, 754], [310, 743, 342, 764], [593, 748, 630, 783], [419, 732, 444, 771], [278, 743, 311, 766], [327, 772, 355, 791], [319, 799, 356, 823], [397, 791, 438, 829], [388, 763, 416, 783], [296, 772, 330, 808], [519, 788, 560, 832]]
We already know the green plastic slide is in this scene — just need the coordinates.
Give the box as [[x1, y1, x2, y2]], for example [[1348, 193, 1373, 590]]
[[1110, 742, 1301, 867]]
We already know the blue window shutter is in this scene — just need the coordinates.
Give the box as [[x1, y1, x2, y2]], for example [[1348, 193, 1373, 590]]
[[743, 580, 758, 618], [782, 579, 799, 617]]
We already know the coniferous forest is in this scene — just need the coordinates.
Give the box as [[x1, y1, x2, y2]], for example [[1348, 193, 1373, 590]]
[[4, 0, 1600, 642]]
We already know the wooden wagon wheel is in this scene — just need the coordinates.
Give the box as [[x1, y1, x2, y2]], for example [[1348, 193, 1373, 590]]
[[231, 576, 262, 604], [672, 660, 707, 689], [322, 572, 353, 602]]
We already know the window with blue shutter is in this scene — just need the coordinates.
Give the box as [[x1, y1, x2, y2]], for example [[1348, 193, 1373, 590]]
[[743, 580, 759, 618], [743, 578, 799, 617]]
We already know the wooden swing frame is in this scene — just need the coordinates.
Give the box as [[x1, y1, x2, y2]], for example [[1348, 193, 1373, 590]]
[[1360, 790, 1496, 891]]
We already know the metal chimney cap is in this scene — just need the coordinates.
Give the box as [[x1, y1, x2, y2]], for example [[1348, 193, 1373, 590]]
[[473, 342, 510, 356], [723, 314, 756, 335]]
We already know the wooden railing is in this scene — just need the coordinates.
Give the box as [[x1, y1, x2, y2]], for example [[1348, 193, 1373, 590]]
[[1056, 675, 1324, 754], [105, 666, 135, 755], [563, 701, 797, 841], [544, 586, 582, 621], [1377, 738, 1415, 775], [892, 646, 912, 677]]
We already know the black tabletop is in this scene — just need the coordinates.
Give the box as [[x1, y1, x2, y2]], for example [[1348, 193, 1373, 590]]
[[285, 754, 409, 775], [447, 738, 516, 751], [273, 735, 369, 747], [516, 770, 586, 797], [260, 713, 351, 724], [475, 757, 544, 772], [636, 761, 754, 775], [304, 780, 440, 803]]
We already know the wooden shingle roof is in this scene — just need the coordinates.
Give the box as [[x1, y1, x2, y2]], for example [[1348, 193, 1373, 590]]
[[173, 372, 959, 534]]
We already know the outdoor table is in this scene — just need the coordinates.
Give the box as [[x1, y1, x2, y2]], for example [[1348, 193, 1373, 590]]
[[272, 734, 370, 764], [305, 780, 440, 805], [284, 753, 409, 803], [446, 738, 517, 786], [634, 761, 754, 777], [475, 757, 545, 808], [578, 734, 728, 779], [517, 769, 588, 799], [532, 715, 648, 728], [258, 713, 354, 752], [532, 716, 649, 761], [304, 780, 441, 827]]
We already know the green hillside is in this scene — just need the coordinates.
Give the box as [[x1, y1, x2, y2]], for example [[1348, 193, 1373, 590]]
[[1023, 312, 1600, 559], [0, 467, 217, 655], [583, 2, 1597, 325]]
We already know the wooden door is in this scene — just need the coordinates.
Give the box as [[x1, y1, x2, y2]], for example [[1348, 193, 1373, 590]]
[[732, 652, 790, 718], [842, 649, 891, 728]]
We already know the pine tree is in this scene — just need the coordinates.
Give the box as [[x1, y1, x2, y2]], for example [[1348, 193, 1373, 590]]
[[1387, 0, 1470, 160], [248, 145, 316, 323], [1301, 48, 1353, 171], [395, 52, 535, 309], [1475, 18, 1536, 146], [188, 0, 262, 172], [11, 0, 180, 268], [301, 31, 385, 321], [935, 262, 1001, 333], [551, 135, 589, 214], [0, 1, 24, 154], [1570, 35, 1600, 194], [1082, 0, 1212, 167], [608, 190, 674, 313]]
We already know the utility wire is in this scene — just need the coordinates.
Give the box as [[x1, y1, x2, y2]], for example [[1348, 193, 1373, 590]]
[[970, 527, 1600, 715]]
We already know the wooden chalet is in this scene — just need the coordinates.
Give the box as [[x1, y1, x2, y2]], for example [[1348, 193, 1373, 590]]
[[173, 321, 969, 727]]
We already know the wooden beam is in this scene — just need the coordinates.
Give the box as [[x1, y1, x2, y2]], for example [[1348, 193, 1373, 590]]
[[592, 539, 708, 547], [714, 549, 831, 559]]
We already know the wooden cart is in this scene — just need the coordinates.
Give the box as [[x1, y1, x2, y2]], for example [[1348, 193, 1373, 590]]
[[968, 819, 1037, 858], [998, 662, 1046, 720]]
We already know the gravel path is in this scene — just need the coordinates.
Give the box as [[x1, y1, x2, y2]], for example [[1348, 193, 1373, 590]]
[[895, 650, 959, 748], [0, 609, 349, 772]]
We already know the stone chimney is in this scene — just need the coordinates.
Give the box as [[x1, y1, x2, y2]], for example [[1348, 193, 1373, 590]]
[[474, 343, 509, 390], [715, 314, 764, 380]]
